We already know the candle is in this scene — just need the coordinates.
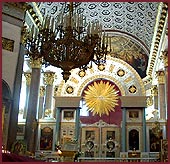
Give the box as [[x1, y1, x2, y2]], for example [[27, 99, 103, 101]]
[[110, 37, 112, 52], [103, 31, 105, 45], [106, 34, 108, 45]]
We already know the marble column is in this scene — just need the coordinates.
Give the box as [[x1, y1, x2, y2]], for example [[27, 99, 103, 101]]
[[24, 57, 42, 153], [23, 72, 31, 119], [156, 70, 166, 120], [53, 85, 59, 118], [121, 107, 126, 152], [43, 71, 55, 118], [75, 107, 81, 141], [142, 108, 147, 152], [38, 86, 45, 119], [55, 107, 61, 146], [162, 50, 168, 117]]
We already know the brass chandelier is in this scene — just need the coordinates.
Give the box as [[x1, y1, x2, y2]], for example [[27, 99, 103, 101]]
[[26, 2, 109, 81]]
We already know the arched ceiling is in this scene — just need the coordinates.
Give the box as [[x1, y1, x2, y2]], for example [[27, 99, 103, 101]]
[[25, 2, 167, 80], [35, 2, 159, 53]]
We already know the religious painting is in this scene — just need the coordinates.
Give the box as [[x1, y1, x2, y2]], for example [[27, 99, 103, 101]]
[[85, 130, 95, 140], [128, 129, 139, 150], [40, 127, 53, 150], [149, 129, 163, 152], [107, 131, 115, 140], [63, 110, 74, 120], [129, 111, 139, 118]]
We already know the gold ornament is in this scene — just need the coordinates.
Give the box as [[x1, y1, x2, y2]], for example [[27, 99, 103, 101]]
[[66, 86, 74, 94], [129, 85, 137, 93], [117, 69, 125, 77], [84, 81, 119, 117]]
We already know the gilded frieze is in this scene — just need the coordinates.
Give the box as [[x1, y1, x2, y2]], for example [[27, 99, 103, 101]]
[[2, 37, 14, 52]]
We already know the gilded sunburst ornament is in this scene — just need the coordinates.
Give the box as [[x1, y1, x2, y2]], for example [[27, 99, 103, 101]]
[[84, 81, 119, 117]]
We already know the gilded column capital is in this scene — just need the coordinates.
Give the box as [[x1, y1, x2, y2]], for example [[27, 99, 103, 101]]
[[29, 57, 43, 68], [156, 70, 165, 84], [24, 72, 31, 85], [39, 86, 45, 97], [54, 85, 59, 97], [161, 50, 168, 67], [151, 85, 158, 96], [43, 72, 55, 85]]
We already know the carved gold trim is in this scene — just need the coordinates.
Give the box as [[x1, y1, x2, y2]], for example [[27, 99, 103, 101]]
[[147, 3, 168, 76], [146, 96, 153, 107], [53, 85, 59, 97], [2, 37, 14, 52], [151, 85, 158, 96]]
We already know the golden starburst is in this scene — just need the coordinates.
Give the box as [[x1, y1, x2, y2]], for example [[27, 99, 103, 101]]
[[84, 81, 119, 117]]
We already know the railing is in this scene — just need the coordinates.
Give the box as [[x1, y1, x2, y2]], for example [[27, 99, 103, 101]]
[[77, 157, 159, 162]]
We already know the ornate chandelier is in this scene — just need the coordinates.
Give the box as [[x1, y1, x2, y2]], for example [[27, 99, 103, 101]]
[[25, 2, 110, 81]]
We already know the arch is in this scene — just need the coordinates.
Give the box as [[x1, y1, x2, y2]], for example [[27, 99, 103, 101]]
[[57, 56, 145, 96], [2, 79, 12, 100], [77, 75, 125, 97]]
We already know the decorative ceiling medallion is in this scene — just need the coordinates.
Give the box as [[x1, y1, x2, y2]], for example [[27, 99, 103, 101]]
[[78, 70, 86, 77], [84, 81, 119, 117], [117, 69, 125, 77], [98, 64, 105, 71], [66, 86, 74, 94], [128, 85, 137, 93]]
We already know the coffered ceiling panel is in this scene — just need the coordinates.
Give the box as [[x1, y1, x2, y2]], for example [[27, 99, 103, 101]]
[[36, 2, 159, 52]]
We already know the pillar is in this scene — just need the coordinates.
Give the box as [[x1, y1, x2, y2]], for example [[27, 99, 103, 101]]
[[75, 107, 81, 141], [142, 108, 147, 152], [53, 85, 59, 118], [156, 70, 166, 120], [43, 71, 55, 118], [38, 86, 45, 119], [162, 50, 168, 117], [24, 57, 42, 153], [23, 72, 31, 119], [55, 107, 61, 147], [156, 70, 166, 139], [162, 50, 168, 139], [121, 107, 126, 152]]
